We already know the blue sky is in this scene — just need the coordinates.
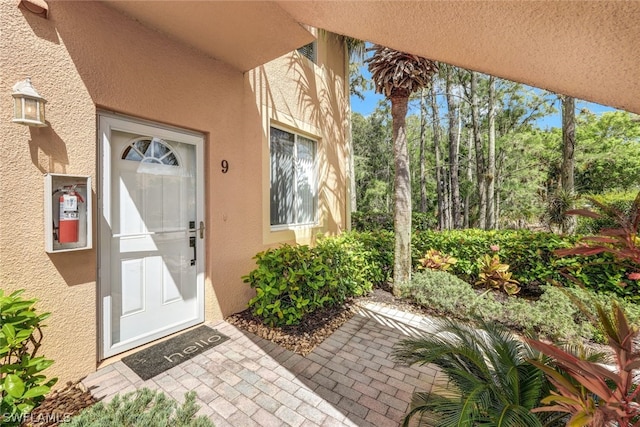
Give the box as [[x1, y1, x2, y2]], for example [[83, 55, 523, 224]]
[[350, 66, 616, 129]]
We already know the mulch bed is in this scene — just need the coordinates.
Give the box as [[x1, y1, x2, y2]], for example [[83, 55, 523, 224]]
[[226, 287, 429, 355], [226, 301, 357, 355], [20, 381, 96, 427]]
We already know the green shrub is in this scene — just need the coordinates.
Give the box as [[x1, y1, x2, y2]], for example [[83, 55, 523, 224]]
[[243, 234, 374, 327], [0, 290, 57, 427], [351, 211, 436, 232], [411, 229, 640, 301], [67, 388, 213, 427]]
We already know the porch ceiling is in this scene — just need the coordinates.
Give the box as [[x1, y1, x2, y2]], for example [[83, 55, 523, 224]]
[[101, 1, 314, 72], [277, 1, 640, 114]]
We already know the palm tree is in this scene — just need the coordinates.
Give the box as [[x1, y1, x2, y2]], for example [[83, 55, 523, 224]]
[[393, 319, 561, 427], [366, 45, 438, 291]]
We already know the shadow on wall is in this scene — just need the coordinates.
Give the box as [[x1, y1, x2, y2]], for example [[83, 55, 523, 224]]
[[284, 42, 349, 235], [20, 6, 60, 45], [248, 33, 348, 244], [28, 125, 69, 174]]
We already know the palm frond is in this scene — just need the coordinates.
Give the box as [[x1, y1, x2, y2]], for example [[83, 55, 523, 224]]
[[394, 318, 549, 426], [366, 44, 438, 97]]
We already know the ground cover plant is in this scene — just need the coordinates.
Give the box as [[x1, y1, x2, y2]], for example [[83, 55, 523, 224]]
[[396, 269, 640, 344], [0, 290, 57, 427], [66, 388, 213, 427]]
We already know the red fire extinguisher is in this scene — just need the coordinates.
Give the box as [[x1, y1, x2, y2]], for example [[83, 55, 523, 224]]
[[58, 188, 84, 243]]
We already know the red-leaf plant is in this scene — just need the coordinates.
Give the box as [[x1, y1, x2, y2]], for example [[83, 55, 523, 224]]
[[555, 192, 640, 279], [527, 303, 640, 426]]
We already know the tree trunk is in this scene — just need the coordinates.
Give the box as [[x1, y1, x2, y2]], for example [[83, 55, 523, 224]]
[[446, 66, 462, 228], [419, 88, 427, 212], [471, 71, 487, 229], [442, 165, 451, 230], [390, 92, 412, 293], [486, 76, 497, 229], [464, 130, 473, 228], [561, 95, 576, 234], [430, 82, 445, 229]]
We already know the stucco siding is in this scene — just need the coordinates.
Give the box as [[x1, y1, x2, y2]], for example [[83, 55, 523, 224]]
[[1, 2, 348, 384]]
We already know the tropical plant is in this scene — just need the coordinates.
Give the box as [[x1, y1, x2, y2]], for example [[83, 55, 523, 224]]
[[475, 254, 521, 295], [543, 189, 577, 234], [417, 249, 457, 271], [556, 191, 640, 270], [393, 318, 559, 427], [67, 388, 213, 427], [366, 44, 438, 293], [528, 303, 640, 426], [0, 289, 57, 426]]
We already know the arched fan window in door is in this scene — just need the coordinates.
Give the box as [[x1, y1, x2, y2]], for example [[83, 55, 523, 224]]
[[121, 137, 179, 166]]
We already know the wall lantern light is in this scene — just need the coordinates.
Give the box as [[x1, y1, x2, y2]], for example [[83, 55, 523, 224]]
[[12, 77, 47, 127]]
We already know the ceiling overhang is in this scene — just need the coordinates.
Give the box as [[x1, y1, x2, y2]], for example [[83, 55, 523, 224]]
[[100, 1, 640, 114], [101, 1, 315, 72], [277, 1, 640, 114]]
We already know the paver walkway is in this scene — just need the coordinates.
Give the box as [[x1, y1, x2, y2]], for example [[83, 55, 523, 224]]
[[83, 303, 441, 426]]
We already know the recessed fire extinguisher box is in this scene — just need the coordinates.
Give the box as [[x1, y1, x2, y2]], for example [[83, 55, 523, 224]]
[[44, 174, 92, 253]]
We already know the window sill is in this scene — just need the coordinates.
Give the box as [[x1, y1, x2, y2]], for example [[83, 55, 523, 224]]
[[270, 222, 319, 232]]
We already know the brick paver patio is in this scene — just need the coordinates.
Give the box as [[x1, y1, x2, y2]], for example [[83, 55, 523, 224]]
[[82, 303, 441, 426]]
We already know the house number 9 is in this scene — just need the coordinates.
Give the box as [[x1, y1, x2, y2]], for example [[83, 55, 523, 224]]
[[221, 160, 229, 173]]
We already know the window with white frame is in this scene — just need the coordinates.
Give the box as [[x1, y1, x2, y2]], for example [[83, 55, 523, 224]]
[[270, 126, 317, 227]]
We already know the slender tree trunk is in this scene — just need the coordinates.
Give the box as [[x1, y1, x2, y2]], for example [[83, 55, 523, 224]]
[[430, 83, 445, 229], [419, 89, 427, 212], [464, 130, 473, 228], [442, 165, 451, 229], [561, 95, 576, 234], [486, 76, 497, 229], [446, 66, 462, 228], [471, 71, 487, 229], [390, 92, 412, 292]]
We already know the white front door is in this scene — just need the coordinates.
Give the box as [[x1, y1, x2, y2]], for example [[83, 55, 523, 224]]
[[99, 114, 205, 358]]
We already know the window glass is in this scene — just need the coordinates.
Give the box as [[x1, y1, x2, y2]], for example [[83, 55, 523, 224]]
[[270, 127, 317, 227], [122, 137, 179, 166]]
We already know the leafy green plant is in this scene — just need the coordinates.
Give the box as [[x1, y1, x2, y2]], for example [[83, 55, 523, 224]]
[[417, 249, 457, 271], [243, 235, 373, 327], [475, 254, 521, 295], [528, 303, 640, 426], [351, 211, 436, 232], [0, 290, 57, 426], [67, 388, 213, 426], [393, 319, 559, 427]]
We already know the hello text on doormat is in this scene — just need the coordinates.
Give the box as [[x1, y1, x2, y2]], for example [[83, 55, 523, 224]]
[[122, 325, 229, 380]]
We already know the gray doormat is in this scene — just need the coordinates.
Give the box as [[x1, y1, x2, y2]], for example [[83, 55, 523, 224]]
[[122, 325, 229, 380]]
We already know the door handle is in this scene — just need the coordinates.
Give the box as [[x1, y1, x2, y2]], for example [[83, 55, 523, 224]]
[[190, 236, 196, 266], [199, 221, 205, 239]]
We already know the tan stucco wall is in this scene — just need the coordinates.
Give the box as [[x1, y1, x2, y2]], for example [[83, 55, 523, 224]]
[[278, 1, 640, 115], [0, 2, 347, 384]]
